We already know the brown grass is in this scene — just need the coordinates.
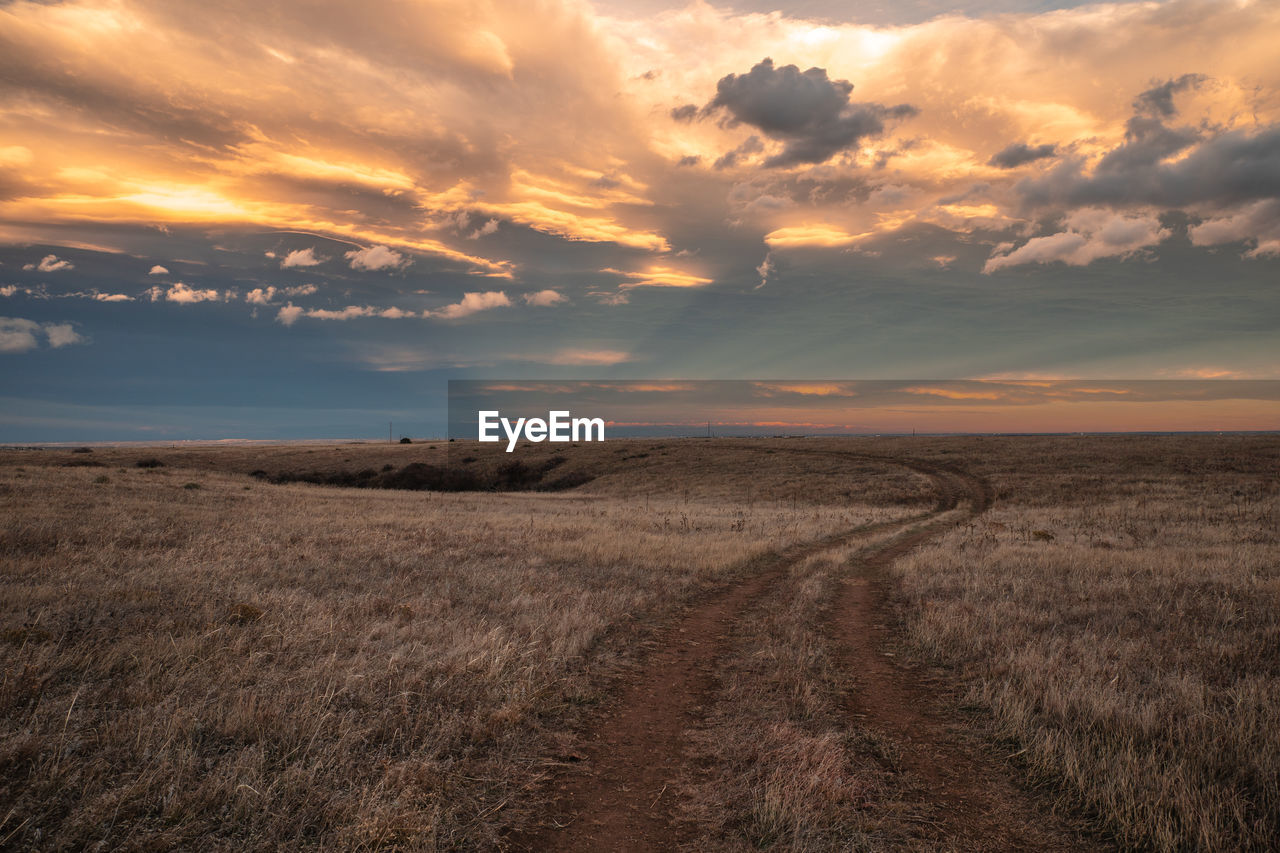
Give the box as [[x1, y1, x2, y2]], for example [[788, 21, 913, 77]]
[[675, 540, 923, 852], [0, 444, 911, 850], [886, 434, 1280, 851], [2, 434, 1278, 851]]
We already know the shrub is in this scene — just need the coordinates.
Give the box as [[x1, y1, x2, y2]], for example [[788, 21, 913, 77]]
[[227, 603, 264, 625], [241, 453, 595, 494]]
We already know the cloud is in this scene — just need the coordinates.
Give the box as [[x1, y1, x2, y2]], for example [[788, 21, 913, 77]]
[[1189, 199, 1280, 258], [671, 104, 698, 122], [345, 245, 409, 271], [0, 145, 33, 168], [280, 247, 323, 268], [603, 266, 713, 288], [468, 218, 499, 239], [0, 0, 1275, 316], [271, 299, 419, 323], [714, 135, 764, 170], [754, 252, 774, 289], [245, 286, 276, 305], [430, 290, 511, 319], [1160, 366, 1246, 379], [539, 348, 631, 365], [588, 289, 630, 305], [43, 323, 84, 348], [999, 71, 1280, 257], [698, 58, 916, 168], [2, 286, 131, 302], [1016, 94, 1280, 213], [276, 303, 303, 326], [147, 282, 220, 303], [984, 208, 1168, 273], [0, 317, 85, 352], [303, 306, 378, 320], [903, 385, 1007, 401], [0, 317, 41, 353], [148, 264, 169, 275], [23, 254, 74, 272], [763, 224, 867, 249], [248, 283, 318, 305], [523, 289, 566, 306], [1133, 73, 1207, 118], [988, 142, 1056, 169], [754, 382, 855, 397]]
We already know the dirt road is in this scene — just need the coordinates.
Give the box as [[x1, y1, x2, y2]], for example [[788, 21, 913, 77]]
[[515, 451, 1100, 852]]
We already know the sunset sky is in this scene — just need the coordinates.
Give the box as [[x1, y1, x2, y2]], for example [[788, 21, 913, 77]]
[[2, 0, 1278, 439]]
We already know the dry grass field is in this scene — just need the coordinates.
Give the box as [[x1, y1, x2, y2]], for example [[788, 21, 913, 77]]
[[2, 434, 1277, 851], [886, 435, 1280, 851], [0, 442, 915, 850]]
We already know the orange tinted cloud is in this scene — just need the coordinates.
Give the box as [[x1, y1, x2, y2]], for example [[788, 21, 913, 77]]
[[902, 385, 1010, 401], [603, 266, 714, 288], [753, 382, 857, 397], [2, 0, 1278, 290], [764, 224, 869, 249], [538, 349, 633, 365]]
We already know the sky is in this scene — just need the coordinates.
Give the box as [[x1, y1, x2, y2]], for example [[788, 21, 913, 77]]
[[1, 0, 1277, 440], [449, 380, 1280, 437]]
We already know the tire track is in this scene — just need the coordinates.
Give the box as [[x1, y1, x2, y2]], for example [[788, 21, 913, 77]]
[[828, 460, 1104, 851], [514, 451, 964, 852], [514, 450, 1098, 852], [513, 513, 930, 852]]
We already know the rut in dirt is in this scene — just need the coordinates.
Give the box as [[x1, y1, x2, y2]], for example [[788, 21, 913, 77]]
[[513, 508, 929, 853], [828, 463, 1105, 851], [514, 451, 944, 852], [514, 451, 1095, 852]]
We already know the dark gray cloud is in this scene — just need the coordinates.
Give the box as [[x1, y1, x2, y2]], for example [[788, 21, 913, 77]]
[[671, 104, 698, 122], [1133, 73, 1207, 118], [1090, 115, 1200, 177], [698, 58, 916, 168], [938, 183, 992, 205], [714, 135, 764, 170], [1019, 122, 1280, 211], [988, 142, 1057, 168], [0, 58, 246, 151], [1015, 75, 1280, 215]]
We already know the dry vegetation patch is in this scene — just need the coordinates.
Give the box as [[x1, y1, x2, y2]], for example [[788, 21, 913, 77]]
[[0, 445, 911, 850], [889, 435, 1280, 851], [3, 435, 1276, 851], [676, 539, 922, 852]]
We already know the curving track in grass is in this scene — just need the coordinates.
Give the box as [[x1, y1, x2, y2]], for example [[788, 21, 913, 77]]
[[515, 449, 1101, 852]]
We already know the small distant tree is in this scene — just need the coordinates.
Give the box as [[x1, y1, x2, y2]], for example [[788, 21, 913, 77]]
[[399, 436, 412, 444]]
